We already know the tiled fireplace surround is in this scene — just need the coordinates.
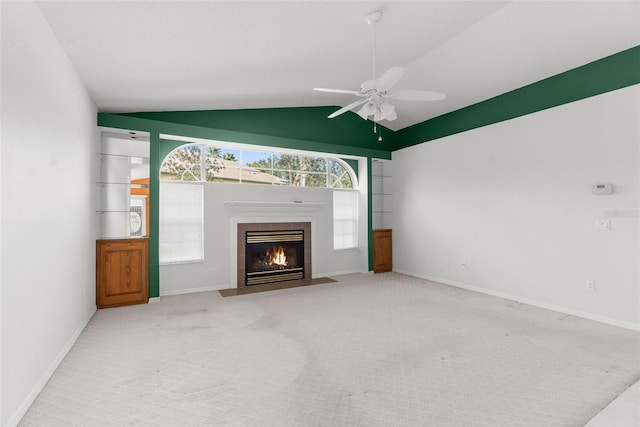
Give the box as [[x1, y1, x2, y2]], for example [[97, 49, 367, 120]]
[[236, 222, 312, 288]]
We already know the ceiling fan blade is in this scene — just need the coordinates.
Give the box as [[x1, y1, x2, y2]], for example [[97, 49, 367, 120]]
[[314, 87, 361, 95], [376, 66, 405, 90], [328, 98, 368, 119], [390, 90, 446, 101], [360, 79, 376, 92]]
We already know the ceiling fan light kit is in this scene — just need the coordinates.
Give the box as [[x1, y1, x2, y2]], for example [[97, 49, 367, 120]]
[[313, 10, 445, 128]]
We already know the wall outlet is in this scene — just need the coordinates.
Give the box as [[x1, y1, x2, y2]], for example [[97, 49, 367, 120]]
[[596, 219, 611, 231], [586, 280, 596, 291], [445, 258, 450, 267]]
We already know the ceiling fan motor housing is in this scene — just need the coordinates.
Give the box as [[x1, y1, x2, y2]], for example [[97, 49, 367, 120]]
[[365, 11, 382, 25]]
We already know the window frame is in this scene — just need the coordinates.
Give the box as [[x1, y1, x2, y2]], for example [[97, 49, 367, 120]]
[[160, 143, 357, 189]]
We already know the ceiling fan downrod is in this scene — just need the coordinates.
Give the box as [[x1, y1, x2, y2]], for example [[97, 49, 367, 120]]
[[368, 11, 384, 141], [365, 11, 382, 85]]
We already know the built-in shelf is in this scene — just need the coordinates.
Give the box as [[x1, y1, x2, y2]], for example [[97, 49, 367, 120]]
[[224, 201, 324, 212], [98, 152, 149, 163], [372, 160, 393, 230], [96, 182, 149, 188], [97, 134, 150, 238]]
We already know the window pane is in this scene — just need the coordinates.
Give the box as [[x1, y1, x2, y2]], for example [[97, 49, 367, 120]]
[[329, 160, 354, 189], [297, 172, 326, 188], [243, 151, 273, 169], [160, 145, 202, 181], [272, 154, 299, 171], [300, 156, 327, 173], [204, 147, 241, 183]]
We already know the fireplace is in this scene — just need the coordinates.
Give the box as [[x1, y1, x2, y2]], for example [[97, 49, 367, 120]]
[[245, 230, 304, 286], [237, 222, 311, 288]]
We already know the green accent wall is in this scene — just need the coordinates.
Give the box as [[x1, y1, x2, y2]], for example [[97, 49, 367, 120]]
[[99, 108, 391, 297], [149, 132, 161, 298], [121, 106, 396, 154], [367, 157, 374, 271], [98, 45, 638, 297], [396, 45, 640, 149]]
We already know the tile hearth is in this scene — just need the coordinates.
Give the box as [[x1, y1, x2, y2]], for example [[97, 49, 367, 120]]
[[219, 277, 336, 297]]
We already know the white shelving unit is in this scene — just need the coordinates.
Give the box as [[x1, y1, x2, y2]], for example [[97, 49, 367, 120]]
[[372, 159, 393, 230], [97, 131, 150, 238]]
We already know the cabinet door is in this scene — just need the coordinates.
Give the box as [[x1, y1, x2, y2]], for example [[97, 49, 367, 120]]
[[373, 230, 392, 273], [96, 238, 149, 308]]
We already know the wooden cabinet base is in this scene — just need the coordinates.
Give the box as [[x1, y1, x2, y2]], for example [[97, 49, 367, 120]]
[[373, 229, 392, 273], [96, 238, 149, 308]]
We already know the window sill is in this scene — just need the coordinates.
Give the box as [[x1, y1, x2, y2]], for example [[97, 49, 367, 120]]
[[333, 247, 359, 253]]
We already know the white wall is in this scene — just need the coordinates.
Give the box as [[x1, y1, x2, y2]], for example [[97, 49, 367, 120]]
[[393, 86, 639, 329], [160, 163, 368, 295], [1, 2, 99, 425]]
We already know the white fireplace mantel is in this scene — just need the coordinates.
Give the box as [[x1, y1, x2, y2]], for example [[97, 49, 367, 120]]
[[224, 201, 324, 212]]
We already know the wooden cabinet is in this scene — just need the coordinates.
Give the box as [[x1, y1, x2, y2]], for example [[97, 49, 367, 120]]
[[96, 238, 149, 308], [373, 229, 392, 273]]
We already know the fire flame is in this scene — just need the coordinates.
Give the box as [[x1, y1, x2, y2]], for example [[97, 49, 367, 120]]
[[266, 246, 287, 266]]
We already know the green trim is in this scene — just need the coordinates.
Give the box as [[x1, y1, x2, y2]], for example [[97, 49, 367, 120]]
[[367, 157, 373, 271], [396, 45, 640, 149], [99, 113, 391, 160], [149, 132, 161, 298], [98, 45, 639, 293], [117, 106, 395, 156]]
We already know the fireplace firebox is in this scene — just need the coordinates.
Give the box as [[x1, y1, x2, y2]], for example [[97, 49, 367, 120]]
[[245, 230, 305, 286]]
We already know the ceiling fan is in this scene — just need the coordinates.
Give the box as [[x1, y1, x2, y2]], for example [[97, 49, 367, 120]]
[[314, 11, 445, 123]]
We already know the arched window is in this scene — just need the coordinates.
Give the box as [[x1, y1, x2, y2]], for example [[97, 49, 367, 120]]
[[160, 144, 356, 189]]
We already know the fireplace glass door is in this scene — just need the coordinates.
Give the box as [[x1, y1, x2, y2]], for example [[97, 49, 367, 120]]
[[245, 230, 304, 286]]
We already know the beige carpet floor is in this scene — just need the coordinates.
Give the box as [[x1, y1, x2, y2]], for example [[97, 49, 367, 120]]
[[19, 273, 640, 426]]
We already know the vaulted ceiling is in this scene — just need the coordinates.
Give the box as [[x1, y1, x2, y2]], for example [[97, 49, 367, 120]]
[[37, 1, 639, 131]]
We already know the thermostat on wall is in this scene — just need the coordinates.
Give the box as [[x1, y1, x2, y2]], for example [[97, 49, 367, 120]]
[[592, 183, 614, 195]]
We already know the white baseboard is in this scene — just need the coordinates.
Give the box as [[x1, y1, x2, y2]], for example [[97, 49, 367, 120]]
[[7, 308, 96, 427], [394, 269, 640, 332], [159, 284, 229, 297]]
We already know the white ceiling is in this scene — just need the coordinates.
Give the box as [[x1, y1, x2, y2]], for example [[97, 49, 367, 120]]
[[37, 1, 639, 131]]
